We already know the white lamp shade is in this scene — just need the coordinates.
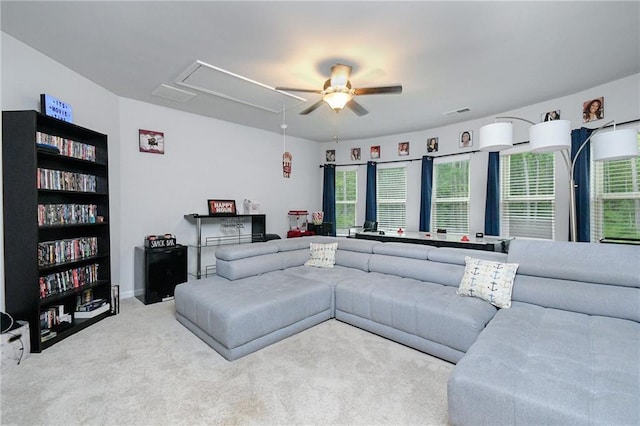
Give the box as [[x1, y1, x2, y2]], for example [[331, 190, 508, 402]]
[[479, 122, 513, 151], [529, 119, 571, 152], [591, 128, 639, 161]]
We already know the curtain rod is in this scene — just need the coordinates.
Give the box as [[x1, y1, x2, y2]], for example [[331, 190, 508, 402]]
[[318, 118, 640, 168]]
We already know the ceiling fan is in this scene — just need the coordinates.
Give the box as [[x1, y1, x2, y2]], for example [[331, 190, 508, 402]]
[[275, 63, 402, 116]]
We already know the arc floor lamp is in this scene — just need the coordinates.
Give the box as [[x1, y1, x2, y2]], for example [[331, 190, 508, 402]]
[[479, 117, 638, 242]]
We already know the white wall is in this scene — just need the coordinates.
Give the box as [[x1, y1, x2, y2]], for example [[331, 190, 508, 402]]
[[321, 73, 640, 238], [117, 98, 320, 295]]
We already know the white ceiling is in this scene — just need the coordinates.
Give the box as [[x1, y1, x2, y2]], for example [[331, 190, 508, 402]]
[[2, 1, 639, 142]]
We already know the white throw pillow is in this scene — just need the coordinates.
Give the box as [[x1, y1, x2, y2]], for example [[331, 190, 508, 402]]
[[457, 256, 519, 308], [304, 242, 338, 268]]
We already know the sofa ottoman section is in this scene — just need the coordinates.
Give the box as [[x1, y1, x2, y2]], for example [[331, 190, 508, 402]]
[[448, 302, 640, 425], [175, 271, 333, 361], [335, 273, 497, 364]]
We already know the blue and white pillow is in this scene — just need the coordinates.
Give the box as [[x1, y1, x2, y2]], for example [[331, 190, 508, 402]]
[[457, 256, 519, 308]]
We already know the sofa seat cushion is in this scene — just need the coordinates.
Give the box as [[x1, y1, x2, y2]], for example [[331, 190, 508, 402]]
[[283, 264, 368, 288], [335, 273, 497, 353], [175, 272, 332, 350], [448, 302, 640, 426]]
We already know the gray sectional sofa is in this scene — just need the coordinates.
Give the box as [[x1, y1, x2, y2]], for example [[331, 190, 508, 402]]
[[174, 236, 640, 425]]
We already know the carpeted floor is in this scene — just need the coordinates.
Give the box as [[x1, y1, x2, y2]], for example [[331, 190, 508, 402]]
[[1, 297, 453, 425]]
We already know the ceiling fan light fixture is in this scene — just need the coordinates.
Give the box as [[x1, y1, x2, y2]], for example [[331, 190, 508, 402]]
[[323, 92, 352, 111], [330, 63, 351, 88]]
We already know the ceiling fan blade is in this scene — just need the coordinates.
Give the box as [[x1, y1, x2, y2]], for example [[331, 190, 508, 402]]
[[346, 99, 369, 116], [299, 100, 325, 115], [275, 87, 322, 94], [353, 85, 403, 95]]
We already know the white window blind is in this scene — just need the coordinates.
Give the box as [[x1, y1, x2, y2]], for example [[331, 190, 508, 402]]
[[500, 151, 555, 239], [377, 166, 407, 230], [431, 157, 470, 234], [591, 132, 640, 241], [335, 168, 357, 232]]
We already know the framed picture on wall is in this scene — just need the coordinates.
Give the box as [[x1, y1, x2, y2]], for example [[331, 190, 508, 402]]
[[542, 110, 561, 122], [398, 142, 409, 156], [370, 145, 380, 159], [459, 130, 472, 148], [326, 150, 336, 162], [583, 97, 604, 123], [427, 137, 438, 153], [139, 129, 165, 154], [351, 147, 361, 160]]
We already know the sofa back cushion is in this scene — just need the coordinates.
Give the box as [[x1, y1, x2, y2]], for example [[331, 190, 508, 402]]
[[427, 247, 508, 265], [215, 242, 278, 261], [318, 237, 378, 271], [368, 246, 508, 287], [373, 242, 434, 259], [507, 239, 640, 321], [369, 255, 464, 286], [216, 252, 283, 280]]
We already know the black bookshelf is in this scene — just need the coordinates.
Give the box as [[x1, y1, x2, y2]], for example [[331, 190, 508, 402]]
[[2, 110, 112, 352]]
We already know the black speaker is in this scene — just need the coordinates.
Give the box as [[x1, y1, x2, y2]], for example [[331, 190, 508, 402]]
[[135, 245, 187, 304]]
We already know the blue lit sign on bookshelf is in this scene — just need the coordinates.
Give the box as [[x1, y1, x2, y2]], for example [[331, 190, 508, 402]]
[[40, 94, 73, 123]]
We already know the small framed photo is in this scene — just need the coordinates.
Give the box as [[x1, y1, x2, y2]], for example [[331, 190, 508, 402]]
[[207, 199, 237, 216], [326, 150, 336, 162], [427, 137, 439, 153], [139, 129, 165, 154], [370, 145, 380, 159], [459, 130, 473, 148], [350, 147, 361, 161], [583, 97, 604, 123], [398, 142, 409, 156], [542, 110, 561, 122]]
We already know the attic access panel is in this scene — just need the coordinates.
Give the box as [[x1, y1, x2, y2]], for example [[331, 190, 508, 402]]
[[176, 60, 307, 113]]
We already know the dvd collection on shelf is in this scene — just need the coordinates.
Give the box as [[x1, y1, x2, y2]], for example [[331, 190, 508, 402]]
[[38, 237, 98, 267], [36, 131, 96, 162], [39, 289, 112, 342], [40, 304, 72, 342], [37, 203, 99, 226], [37, 167, 97, 192], [39, 263, 99, 299], [75, 299, 110, 319], [74, 288, 110, 319]]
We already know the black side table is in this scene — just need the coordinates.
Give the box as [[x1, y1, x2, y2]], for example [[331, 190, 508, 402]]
[[135, 245, 187, 304], [308, 222, 333, 236]]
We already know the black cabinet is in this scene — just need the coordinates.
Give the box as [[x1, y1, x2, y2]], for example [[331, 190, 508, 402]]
[[135, 245, 187, 304], [2, 110, 111, 352], [308, 222, 333, 236]]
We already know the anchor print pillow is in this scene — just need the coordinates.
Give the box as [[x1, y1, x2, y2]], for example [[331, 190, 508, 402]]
[[457, 256, 519, 309]]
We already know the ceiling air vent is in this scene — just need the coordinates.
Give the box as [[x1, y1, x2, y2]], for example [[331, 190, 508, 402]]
[[442, 107, 471, 115], [151, 84, 197, 103], [175, 60, 306, 113]]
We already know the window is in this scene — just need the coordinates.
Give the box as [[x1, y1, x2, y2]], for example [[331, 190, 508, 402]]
[[500, 151, 555, 239], [335, 168, 357, 231], [431, 157, 470, 234], [591, 133, 640, 240], [377, 166, 407, 229]]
